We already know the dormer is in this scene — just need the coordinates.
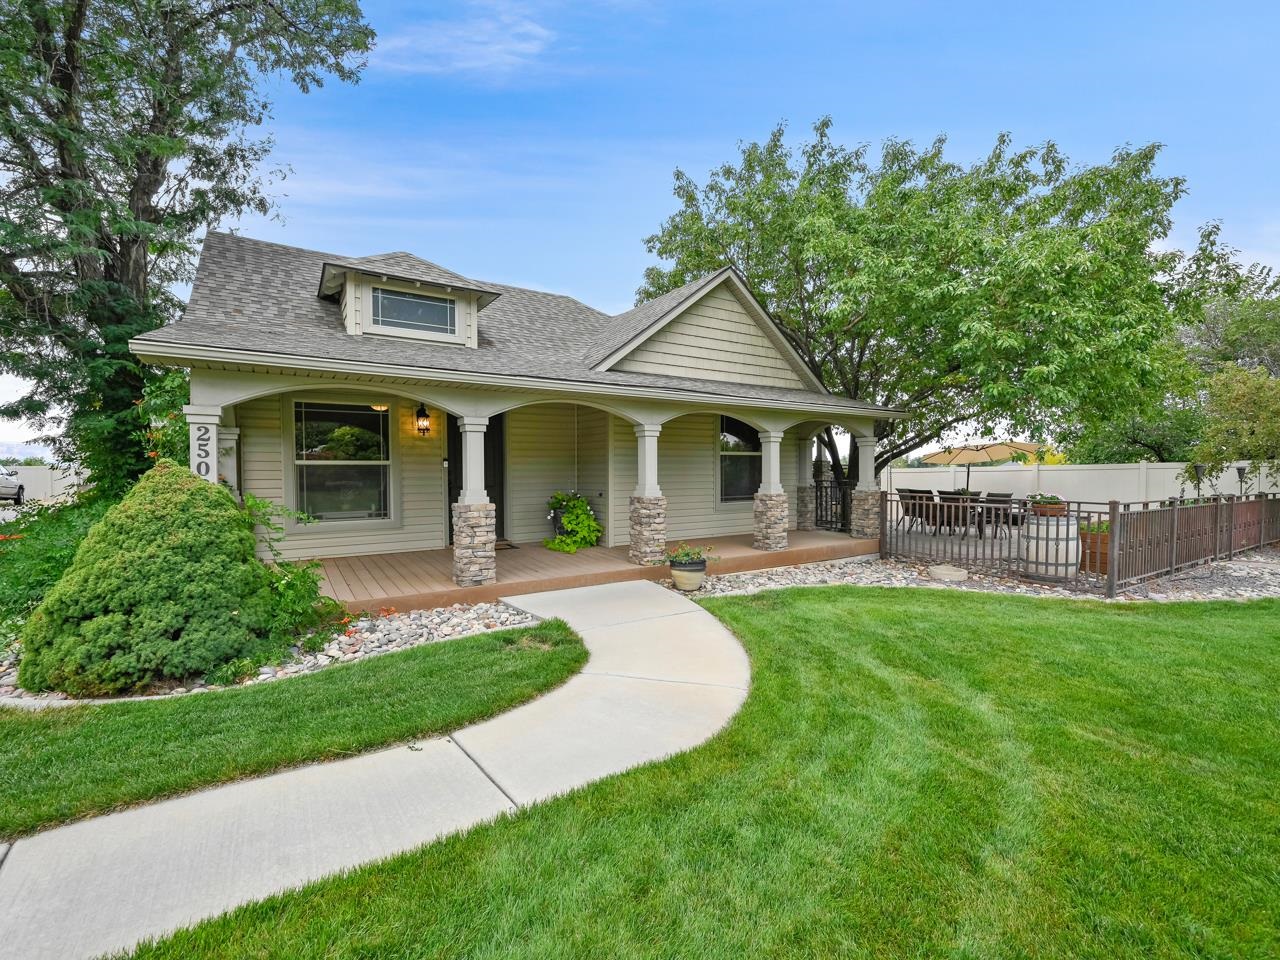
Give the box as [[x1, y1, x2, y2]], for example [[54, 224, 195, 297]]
[[317, 252, 501, 349]]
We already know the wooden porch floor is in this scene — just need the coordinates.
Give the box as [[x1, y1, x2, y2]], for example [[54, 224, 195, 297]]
[[320, 530, 878, 612]]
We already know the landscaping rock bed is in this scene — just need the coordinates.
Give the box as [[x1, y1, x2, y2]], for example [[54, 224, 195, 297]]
[[673, 547, 1280, 603], [0, 600, 536, 707]]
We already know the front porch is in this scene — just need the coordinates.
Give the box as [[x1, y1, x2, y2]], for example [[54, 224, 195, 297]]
[[320, 530, 878, 612]]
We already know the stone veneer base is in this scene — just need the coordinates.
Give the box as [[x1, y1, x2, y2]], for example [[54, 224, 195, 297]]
[[628, 495, 667, 565], [452, 502, 497, 586], [796, 484, 816, 532], [849, 489, 881, 540], [753, 491, 789, 551]]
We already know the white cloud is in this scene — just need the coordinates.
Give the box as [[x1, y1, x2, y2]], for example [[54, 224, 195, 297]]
[[373, 1, 555, 79]]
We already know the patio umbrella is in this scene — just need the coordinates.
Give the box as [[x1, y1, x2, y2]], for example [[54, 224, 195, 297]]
[[921, 442, 1044, 490]]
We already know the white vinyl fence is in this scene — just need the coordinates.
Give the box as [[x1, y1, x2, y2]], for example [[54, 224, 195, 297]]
[[881, 461, 1275, 503], [10, 464, 85, 503]]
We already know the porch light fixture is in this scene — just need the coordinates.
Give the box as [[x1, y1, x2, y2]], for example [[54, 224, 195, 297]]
[[369, 403, 389, 412], [414, 403, 431, 436]]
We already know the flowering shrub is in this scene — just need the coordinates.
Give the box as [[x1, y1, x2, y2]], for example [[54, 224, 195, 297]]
[[544, 491, 603, 554]]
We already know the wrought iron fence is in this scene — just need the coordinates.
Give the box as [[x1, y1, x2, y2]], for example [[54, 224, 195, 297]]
[[880, 491, 1280, 597], [815, 479, 851, 533]]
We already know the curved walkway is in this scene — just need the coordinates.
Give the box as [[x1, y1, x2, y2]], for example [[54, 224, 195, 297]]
[[0, 581, 750, 960]]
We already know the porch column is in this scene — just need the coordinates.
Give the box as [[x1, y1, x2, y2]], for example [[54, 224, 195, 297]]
[[452, 416, 496, 586], [218, 427, 240, 494], [753, 430, 788, 551], [629, 424, 666, 565], [182, 405, 221, 483], [850, 436, 881, 540], [796, 433, 816, 531]]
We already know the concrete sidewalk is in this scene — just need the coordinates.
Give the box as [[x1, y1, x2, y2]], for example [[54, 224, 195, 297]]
[[0, 581, 749, 960]]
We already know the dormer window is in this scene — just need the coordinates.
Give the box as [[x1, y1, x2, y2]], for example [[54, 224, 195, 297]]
[[371, 287, 456, 336]]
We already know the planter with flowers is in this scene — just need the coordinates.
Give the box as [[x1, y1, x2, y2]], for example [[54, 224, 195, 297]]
[[665, 542, 715, 592], [543, 491, 603, 554], [1027, 492, 1067, 516]]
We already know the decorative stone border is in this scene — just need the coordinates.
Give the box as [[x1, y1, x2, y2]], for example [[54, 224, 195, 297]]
[[0, 601, 537, 708], [663, 547, 1280, 604]]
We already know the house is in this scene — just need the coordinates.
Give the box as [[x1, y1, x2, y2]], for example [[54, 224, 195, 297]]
[[129, 232, 903, 601]]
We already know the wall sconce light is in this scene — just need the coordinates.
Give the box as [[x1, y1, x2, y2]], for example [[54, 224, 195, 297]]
[[415, 403, 431, 436]]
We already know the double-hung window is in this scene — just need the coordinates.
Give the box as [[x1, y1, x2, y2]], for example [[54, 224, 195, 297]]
[[371, 286, 456, 336], [294, 402, 391, 521], [719, 416, 762, 502]]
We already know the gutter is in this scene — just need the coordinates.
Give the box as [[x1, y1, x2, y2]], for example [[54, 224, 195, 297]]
[[129, 339, 908, 421]]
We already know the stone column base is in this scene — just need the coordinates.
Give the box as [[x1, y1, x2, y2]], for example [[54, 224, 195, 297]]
[[629, 495, 667, 565], [796, 484, 816, 532], [452, 502, 497, 586], [849, 490, 881, 540], [753, 491, 789, 551]]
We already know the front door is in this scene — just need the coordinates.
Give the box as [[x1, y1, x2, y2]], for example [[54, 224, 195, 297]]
[[446, 412, 505, 543]]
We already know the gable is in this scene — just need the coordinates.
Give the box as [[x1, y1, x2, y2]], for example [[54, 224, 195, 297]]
[[612, 283, 810, 390]]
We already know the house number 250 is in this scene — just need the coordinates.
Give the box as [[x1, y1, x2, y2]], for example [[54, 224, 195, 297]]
[[194, 424, 213, 477]]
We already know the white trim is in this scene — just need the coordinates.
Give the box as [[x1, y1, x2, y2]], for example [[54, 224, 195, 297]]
[[714, 414, 763, 507], [131, 340, 905, 421], [593, 270, 827, 393]]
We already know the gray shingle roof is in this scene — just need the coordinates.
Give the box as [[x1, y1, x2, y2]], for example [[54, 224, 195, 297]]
[[134, 232, 896, 416], [319, 250, 503, 307], [585, 269, 730, 366]]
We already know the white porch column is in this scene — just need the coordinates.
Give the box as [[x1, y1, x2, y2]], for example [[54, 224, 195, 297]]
[[629, 424, 666, 565], [457, 416, 489, 505], [182, 405, 222, 483], [753, 430, 788, 550], [758, 431, 785, 495], [218, 427, 240, 493], [855, 437, 878, 492], [633, 424, 662, 498], [796, 432, 816, 531], [452, 415, 496, 587]]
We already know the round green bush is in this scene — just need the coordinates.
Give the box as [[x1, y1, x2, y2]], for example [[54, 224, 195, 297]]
[[18, 460, 275, 696]]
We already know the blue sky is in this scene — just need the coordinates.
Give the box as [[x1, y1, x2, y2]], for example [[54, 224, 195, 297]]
[[4, 0, 1279, 447]]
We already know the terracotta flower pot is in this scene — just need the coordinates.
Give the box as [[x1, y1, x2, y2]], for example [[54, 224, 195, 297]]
[[670, 559, 708, 592], [1031, 501, 1067, 517]]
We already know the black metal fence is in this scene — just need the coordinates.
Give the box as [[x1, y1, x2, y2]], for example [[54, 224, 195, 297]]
[[815, 479, 851, 533], [880, 490, 1280, 597]]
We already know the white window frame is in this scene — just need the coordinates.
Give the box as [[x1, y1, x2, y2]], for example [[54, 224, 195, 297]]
[[281, 395, 402, 534], [359, 277, 469, 346], [714, 415, 762, 508]]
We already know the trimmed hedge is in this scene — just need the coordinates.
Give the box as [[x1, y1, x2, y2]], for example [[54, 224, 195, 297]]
[[18, 461, 275, 696]]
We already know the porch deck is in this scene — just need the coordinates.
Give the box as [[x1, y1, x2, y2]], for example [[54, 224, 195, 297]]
[[320, 530, 878, 612]]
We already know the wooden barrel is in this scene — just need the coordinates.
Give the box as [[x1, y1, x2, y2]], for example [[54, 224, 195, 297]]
[[1019, 514, 1080, 580]]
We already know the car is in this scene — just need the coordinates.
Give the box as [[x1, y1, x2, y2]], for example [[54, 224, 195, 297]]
[[0, 466, 24, 505]]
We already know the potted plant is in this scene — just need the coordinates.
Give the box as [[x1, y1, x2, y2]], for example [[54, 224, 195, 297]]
[[1028, 492, 1067, 516], [665, 542, 715, 592], [1080, 519, 1110, 575], [543, 491, 603, 554]]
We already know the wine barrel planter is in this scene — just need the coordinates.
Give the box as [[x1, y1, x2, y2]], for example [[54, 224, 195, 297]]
[[1019, 513, 1081, 581]]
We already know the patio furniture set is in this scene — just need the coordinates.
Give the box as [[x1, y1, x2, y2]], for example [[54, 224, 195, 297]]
[[894, 489, 1018, 539]]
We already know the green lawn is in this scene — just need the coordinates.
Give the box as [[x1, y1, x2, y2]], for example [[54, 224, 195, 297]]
[[0, 619, 585, 840], [125, 588, 1279, 960]]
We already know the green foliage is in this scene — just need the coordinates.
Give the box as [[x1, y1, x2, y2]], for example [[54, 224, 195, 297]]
[[0, 456, 46, 466], [17, 461, 275, 696], [0, 494, 117, 648], [0, 0, 374, 493], [543, 492, 603, 554], [665, 542, 715, 564], [642, 120, 1189, 472], [1193, 365, 1280, 477], [135, 369, 191, 466]]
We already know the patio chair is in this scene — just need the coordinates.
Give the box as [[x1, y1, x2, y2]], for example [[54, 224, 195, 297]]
[[934, 491, 980, 537], [980, 492, 1015, 539], [895, 488, 938, 534]]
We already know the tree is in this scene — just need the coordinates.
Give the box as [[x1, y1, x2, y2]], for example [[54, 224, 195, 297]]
[[641, 120, 1189, 481], [1193, 365, 1280, 477], [0, 0, 373, 493]]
